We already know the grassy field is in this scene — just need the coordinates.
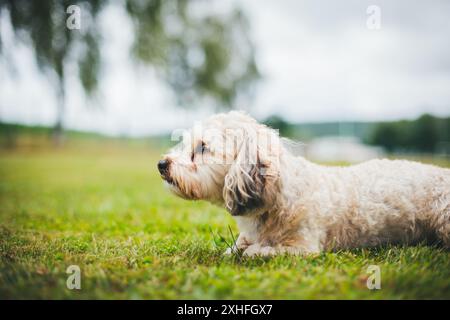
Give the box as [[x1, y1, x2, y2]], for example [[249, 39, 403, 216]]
[[1, 138, 449, 299]]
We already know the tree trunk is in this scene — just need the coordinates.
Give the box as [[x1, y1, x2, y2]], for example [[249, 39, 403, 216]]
[[52, 84, 65, 146]]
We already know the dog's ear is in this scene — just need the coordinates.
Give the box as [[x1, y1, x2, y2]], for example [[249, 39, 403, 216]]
[[223, 128, 280, 215]]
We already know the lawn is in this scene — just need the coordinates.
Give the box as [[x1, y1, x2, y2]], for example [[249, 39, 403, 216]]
[[0, 138, 449, 299]]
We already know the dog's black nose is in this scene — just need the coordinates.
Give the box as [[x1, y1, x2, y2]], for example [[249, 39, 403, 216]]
[[158, 159, 170, 174]]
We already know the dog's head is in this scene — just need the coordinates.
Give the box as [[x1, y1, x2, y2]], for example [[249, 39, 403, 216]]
[[158, 111, 281, 215]]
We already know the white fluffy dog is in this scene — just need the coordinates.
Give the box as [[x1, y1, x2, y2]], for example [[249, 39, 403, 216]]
[[158, 111, 450, 256]]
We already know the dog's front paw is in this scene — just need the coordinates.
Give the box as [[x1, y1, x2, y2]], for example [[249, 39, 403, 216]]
[[224, 245, 242, 256], [243, 244, 276, 257]]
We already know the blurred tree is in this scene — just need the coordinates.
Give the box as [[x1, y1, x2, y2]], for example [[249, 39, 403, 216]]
[[263, 115, 295, 137], [369, 114, 448, 154], [411, 114, 438, 153], [0, 0, 259, 143], [125, 0, 259, 108], [370, 122, 399, 152], [0, 0, 103, 144]]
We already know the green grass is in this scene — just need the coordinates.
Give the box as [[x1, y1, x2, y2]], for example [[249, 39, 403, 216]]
[[0, 140, 449, 299]]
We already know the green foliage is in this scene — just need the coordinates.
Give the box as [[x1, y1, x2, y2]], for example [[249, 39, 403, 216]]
[[370, 122, 401, 152], [125, 0, 259, 108], [1, 138, 449, 299], [262, 116, 378, 142], [263, 115, 295, 137], [413, 114, 439, 152], [370, 114, 450, 153], [0, 0, 103, 136], [0, 0, 259, 133], [0, 0, 103, 94]]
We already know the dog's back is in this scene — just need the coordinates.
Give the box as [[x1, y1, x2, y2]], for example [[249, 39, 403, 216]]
[[323, 158, 450, 249]]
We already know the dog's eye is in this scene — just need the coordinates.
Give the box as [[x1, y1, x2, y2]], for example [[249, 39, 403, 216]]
[[191, 141, 208, 161]]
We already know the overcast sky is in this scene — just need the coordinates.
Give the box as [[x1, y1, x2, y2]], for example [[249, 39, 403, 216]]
[[1, 0, 450, 136]]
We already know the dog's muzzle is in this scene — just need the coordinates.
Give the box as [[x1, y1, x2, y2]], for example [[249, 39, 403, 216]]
[[157, 159, 171, 181]]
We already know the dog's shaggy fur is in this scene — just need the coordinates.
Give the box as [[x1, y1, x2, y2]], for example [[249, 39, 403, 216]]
[[159, 111, 450, 256]]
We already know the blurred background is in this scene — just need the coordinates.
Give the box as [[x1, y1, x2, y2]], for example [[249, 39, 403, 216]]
[[1, 0, 450, 160], [1, 0, 450, 300]]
